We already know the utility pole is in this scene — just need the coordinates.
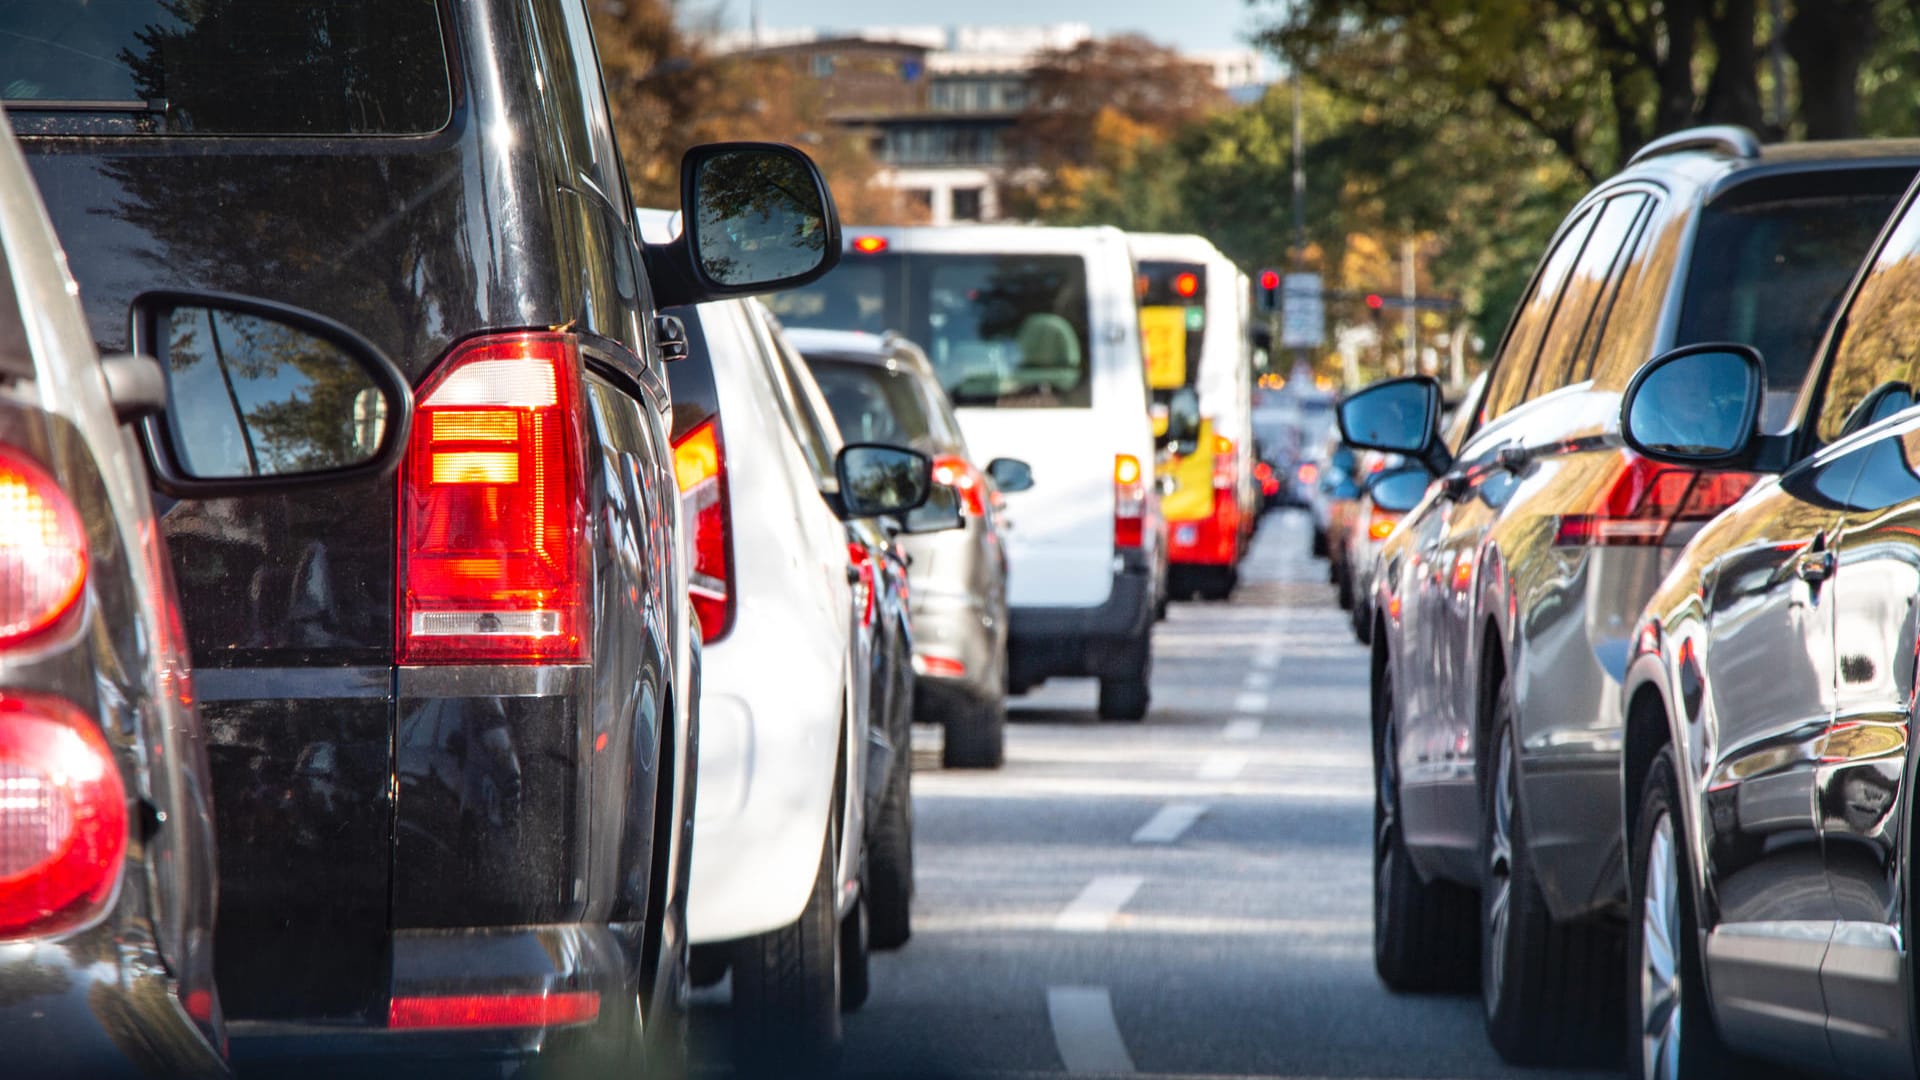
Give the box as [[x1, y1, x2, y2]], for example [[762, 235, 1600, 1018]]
[[1288, 70, 1311, 385], [1768, 0, 1787, 132], [1401, 238, 1417, 376]]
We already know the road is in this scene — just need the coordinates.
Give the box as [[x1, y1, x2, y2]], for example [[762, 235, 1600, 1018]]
[[694, 510, 1621, 1080]]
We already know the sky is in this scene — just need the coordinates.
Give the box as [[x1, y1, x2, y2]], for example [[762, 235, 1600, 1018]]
[[692, 0, 1275, 54]]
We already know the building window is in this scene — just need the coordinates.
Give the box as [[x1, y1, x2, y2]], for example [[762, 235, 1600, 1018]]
[[951, 188, 984, 222], [811, 54, 835, 78]]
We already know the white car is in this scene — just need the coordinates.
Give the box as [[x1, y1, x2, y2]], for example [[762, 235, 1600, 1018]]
[[640, 213, 943, 1067], [768, 225, 1164, 720]]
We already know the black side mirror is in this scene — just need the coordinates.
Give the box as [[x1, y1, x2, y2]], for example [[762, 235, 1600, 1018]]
[[1621, 343, 1764, 466], [902, 483, 964, 533], [1367, 464, 1432, 514], [1338, 376, 1447, 474], [833, 443, 932, 520], [986, 457, 1034, 493], [130, 290, 413, 497], [1159, 387, 1201, 447], [643, 142, 843, 308]]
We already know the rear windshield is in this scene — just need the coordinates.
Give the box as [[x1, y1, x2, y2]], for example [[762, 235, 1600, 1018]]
[[770, 251, 1094, 409], [1678, 188, 1903, 426], [0, 0, 452, 135], [1137, 259, 1205, 395], [807, 358, 935, 449]]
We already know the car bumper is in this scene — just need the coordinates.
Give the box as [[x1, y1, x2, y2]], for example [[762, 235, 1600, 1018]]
[[1167, 491, 1240, 567], [1008, 553, 1152, 684], [0, 932, 228, 1079], [910, 589, 1002, 713]]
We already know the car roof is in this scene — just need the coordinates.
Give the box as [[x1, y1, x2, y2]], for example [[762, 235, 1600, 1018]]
[[1617, 130, 1920, 202], [784, 326, 938, 377]]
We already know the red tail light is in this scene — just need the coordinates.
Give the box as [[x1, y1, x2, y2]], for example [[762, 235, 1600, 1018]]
[[1367, 511, 1398, 541], [1115, 454, 1147, 549], [1212, 435, 1236, 491], [389, 990, 600, 1030], [0, 693, 127, 939], [917, 654, 966, 677], [1297, 462, 1318, 486], [673, 417, 735, 644], [851, 236, 889, 254], [847, 541, 876, 629], [399, 333, 590, 664], [0, 449, 87, 648], [932, 454, 988, 517], [1554, 453, 1756, 547]]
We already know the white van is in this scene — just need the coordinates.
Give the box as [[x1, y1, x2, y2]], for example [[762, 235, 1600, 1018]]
[[769, 225, 1162, 720], [1127, 232, 1257, 599]]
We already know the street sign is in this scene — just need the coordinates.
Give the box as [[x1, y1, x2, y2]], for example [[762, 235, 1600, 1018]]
[[1281, 272, 1323, 349]]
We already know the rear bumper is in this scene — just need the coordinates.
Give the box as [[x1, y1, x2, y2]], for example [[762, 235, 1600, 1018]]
[[1007, 554, 1152, 684], [0, 930, 228, 1079], [909, 588, 1002, 710], [1167, 490, 1240, 567]]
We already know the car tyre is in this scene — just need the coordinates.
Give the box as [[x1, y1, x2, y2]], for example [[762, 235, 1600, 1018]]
[[839, 889, 871, 1012], [1480, 680, 1623, 1066], [1311, 525, 1328, 557], [866, 752, 915, 947], [1097, 634, 1152, 722], [943, 695, 1006, 769], [729, 829, 842, 1075], [1196, 566, 1237, 601], [1373, 661, 1478, 991]]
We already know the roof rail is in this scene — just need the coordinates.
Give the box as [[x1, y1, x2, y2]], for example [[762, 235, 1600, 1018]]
[[1626, 125, 1762, 167]]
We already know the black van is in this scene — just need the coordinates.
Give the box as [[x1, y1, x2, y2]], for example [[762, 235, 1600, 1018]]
[[3, 1, 842, 1071]]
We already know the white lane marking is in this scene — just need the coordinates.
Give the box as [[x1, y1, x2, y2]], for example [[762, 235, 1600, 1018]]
[[1054, 875, 1144, 932], [1252, 651, 1281, 671], [1232, 690, 1270, 714], [1197, 752, 1248, 781], [1241, 671, 1270, 690], [1222, 717, 1261, 741], [1130, 802, 1206, 844], [1047, 986, 1136, 1074]]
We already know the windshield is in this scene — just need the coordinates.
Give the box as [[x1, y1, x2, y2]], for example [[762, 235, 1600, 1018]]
[[807, 357, 936, 450], [769, 250, 1094, 408], [1137, 259, 1206, 396], [0, 0, 452, 135], [1679, 189, 1902, 428]]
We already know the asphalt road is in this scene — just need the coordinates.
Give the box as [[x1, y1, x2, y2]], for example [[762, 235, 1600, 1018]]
[[693, 509, 1622, 1080]]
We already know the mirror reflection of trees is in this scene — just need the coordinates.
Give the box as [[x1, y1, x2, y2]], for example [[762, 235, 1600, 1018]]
[[844, 448, 926, 515], [694, 151, 827, 285]]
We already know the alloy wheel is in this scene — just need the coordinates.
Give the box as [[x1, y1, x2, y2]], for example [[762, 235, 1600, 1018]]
[[1639, 810, 1682, 1080], [1483, 726, 1515, 1015], [1373, 679, 1400, 954]]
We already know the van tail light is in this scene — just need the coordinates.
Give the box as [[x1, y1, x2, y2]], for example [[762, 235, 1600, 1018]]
[[1212, 435, 1236, 491], [1114, 454, 1147, 549], [1554, 453, 1757, 547], [389, 990, 600, 1030], [932, 454, 987, 517], [0, 448, 88, 648], [673, 417, 735, 644], [847, 541, 876, 629], [0, 693, 127, 939], [399, 333, 591, 664]]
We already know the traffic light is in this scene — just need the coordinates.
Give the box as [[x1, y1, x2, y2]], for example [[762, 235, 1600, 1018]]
[[1255, 268, 1280, 314], [1365, 293, 1385, 324]]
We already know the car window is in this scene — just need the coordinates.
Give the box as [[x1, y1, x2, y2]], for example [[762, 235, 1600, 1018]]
[[1816, 199, 1920, 443], [1528, 193, 1648, 396], [747, 306, 841, 480], [809, 359, 936, 451], [1482, 205, 1597, 420], [1589, 206, 1687, 390], [1685, 186, 1907, 433], [0, 0, 452, 135]]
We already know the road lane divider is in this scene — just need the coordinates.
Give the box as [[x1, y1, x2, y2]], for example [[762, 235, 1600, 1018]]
[[1054, 875, 1144, 932], [1046, 986, 1136, 1074], [1131, 802, 1206, 845], [1221, 718, 1261, 741], [1231, 691, 1270, 714], [1197, 752, 1247, 781]]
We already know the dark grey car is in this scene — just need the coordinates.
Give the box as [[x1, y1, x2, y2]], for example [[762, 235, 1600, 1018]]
[[789, 328, 1031, 768], [1341, 127, 1920, 1065]]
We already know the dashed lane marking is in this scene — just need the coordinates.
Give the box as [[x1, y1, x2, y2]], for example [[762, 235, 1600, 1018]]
[[1231, 691, 1270, 714], [1130, 802, 1207, 844], [1221, 718, 1261, 741], [1046, 986, 1136, 1074], [1196, 753, 1247, 781], [1054, 875, 1145, 932]]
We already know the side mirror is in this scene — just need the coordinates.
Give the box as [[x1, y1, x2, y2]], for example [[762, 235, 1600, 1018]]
[[902, 483, 964, 533], [834, 443, 932, 519], [1159, 387, 1201, 447], [986, 457, 1034, 493], [1621, 344, 1763, 465], [644, 142, 843, 308], [1337, 376, 1445, 473], [1367, 464, 1432, 514], [131, 290, 414, 497]]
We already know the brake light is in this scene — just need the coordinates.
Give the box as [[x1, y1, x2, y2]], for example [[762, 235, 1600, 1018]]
[[1297, 462, 1318, 485], [1554, 453, 1756, 547], [917, 654, 966, 677], [851, 236, 888, 254], [673, 417, 735, 643], [0, 449, 87, 648], [1115, 454, 1147, 549], [1212, 436, 1236, 491], [389, 990, 600, 1030], [0, 693, 127, 939], [932, 454, 988, 517], [1368, 511, 1398, 541], [848, 541, 876, 629]]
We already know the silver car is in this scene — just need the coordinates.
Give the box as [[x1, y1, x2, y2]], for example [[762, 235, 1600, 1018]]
[[789, 328, 1030, 768]]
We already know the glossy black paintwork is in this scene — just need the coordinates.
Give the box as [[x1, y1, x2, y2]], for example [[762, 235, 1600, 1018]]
[[18, 0, 685, 1050]]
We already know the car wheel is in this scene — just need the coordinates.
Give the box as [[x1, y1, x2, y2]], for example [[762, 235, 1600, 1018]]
[[730, 828, 842, 1074], [1337, 566, 1355, 610], [1480, 683, 1623, 1065], [1349, 596, 1371, 645], [866, 751, 914, 948], [839, 886, 871, 1012], [1629, 746, 1752, 1080], [1097, 635, 1151, 722], [1311, 526, 1328, 557], [943, 694, 1006, 769], [1372, 662, 1477, 991], [1197, 566, 1237, 601]]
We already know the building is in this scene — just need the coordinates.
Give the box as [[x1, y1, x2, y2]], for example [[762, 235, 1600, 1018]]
[[706, 23, 1268, 225]]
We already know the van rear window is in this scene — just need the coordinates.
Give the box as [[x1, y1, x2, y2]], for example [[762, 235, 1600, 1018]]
[[0, 0, 452, 135]]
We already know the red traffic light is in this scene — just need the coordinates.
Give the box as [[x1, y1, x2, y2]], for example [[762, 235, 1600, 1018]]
[[1365, 293, 1385, 309], [1173, 272, 1200, 298], [1258, 269, 1280, 290]]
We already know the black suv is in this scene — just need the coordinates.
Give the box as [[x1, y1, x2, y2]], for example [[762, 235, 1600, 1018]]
[[1340, 127, 1920, 1065], [4, 1, 841, 1071]]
